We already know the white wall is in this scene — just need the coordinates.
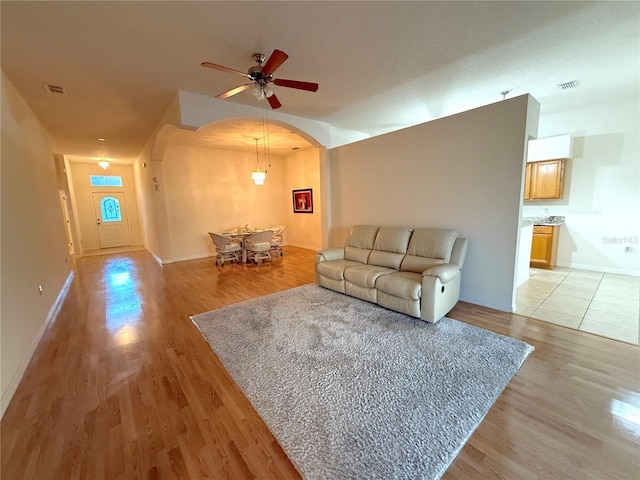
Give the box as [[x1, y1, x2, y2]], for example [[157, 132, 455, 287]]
[[66, 162, 144, 253], [328, 95, 539, 312], [1, 72, 72, 417], [523, 93, 640, 275]]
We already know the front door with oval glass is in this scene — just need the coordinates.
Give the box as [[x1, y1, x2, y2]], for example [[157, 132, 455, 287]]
[[91, 192, 131, 248]]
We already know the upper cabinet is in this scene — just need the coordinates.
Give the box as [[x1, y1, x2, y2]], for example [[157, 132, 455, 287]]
[[524, 134, 572, 200], [524, 159, 565, 200]]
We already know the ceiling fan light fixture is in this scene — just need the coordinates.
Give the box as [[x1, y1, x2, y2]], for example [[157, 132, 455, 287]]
[[252, 84, 263, 100]]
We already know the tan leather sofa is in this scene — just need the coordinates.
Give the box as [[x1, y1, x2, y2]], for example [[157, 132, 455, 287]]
[[314, 226, 468, 323]]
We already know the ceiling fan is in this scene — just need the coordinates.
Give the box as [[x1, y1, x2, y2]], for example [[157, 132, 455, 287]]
[[201, 49, 318, 109]]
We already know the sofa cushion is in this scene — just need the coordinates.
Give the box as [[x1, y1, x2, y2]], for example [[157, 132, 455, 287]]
[[401, 256, 445, 273], [344, 225, 379, 263], [345, 282, 378, 303], [368, 226, 413, 269], [378, 292, 421, 319], [401, 228, 459, 273], [376, 271, 422, 300], [316, 259, 362, 281], [344, 265, 396, 288]]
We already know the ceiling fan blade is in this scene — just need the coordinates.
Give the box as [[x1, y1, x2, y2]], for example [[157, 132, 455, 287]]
[[262, 49, 289, 76], [267, 93, 282, 109], [273, 78, 319, 92], [216, 84, 253, 99], [201, 61, 250, 78]]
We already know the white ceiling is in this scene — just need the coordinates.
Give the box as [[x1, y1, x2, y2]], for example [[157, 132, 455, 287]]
[[1, 1, 638, 161]]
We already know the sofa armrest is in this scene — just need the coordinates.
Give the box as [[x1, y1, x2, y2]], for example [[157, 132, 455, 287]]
[[315, 248, 345, 264], [450, 237, 468, 269], [422, 263, 460, 284]]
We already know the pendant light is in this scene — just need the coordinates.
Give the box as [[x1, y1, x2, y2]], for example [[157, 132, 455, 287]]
[[98, 158, 110, 170], [251, 137, 266, 185]]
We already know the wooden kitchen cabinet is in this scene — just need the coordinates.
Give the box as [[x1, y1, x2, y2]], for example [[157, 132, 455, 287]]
[[524, 163, 532, 199], [524, 159, 565, 200], [530, 225, 559, 269]]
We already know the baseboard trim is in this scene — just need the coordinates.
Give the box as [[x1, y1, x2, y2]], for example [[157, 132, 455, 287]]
[[285, 243, 320, 252], [159, 246, 320, 265], [458, 296, 512, 314], [149, 249, 164, 266], [1, 270, 75, 419], [161, 253, 211, 264], [556, 261, 640, 277]]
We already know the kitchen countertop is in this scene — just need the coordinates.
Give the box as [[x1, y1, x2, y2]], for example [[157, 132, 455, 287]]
[[521, 215, 565, 227]]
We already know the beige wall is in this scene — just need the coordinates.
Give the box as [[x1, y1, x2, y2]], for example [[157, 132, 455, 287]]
[[66, 161, 144, 253], [155, 143, 289, 262], [147, 141, 325, 263], [1, 72, 72, 416], [132, 142, 161, 261], [283, 147, 323, 250], [328, 95, 539, 312]]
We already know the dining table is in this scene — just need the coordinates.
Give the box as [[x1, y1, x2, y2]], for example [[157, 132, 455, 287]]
[[221, 228, 272, 263]]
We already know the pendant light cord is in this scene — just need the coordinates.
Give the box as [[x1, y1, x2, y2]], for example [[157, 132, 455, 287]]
[[254, 137, 260, 169], [261, 98, 271, 171]]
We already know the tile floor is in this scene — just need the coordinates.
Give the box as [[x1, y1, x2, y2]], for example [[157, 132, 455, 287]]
[[515, 267, 640, 345]]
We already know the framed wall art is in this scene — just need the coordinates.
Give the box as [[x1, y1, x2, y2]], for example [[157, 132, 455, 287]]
[[292, 188, 313, 213]]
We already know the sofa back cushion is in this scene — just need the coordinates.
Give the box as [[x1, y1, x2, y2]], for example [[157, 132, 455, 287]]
[[401, 228, 459, 273], [344, 225, 379, 263], [368, 227, 413, 269]]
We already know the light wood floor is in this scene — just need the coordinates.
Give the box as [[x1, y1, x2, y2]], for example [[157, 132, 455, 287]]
[[2, 246, 639, 479]]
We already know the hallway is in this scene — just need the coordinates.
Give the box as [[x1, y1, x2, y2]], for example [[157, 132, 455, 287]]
[[516, 267, 640, 345]]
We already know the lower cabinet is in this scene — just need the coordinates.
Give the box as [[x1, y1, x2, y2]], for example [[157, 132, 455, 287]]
[[530, 225, 559, 269]]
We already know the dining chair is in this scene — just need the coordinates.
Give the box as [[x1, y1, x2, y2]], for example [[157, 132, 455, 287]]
[[244, 230, 273, 265], [269, 225, 285, 258], [208, 232, 242, 266]]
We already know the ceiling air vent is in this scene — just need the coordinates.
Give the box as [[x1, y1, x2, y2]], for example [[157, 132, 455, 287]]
[[42, 83, 67, 95], [557, 80, 579, 90]]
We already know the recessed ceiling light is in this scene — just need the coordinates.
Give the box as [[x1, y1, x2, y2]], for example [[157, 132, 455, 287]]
[[98, 137, 106, 142], [557, 80, 579, 90]]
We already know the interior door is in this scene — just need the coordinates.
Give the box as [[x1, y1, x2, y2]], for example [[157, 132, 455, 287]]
[[91, 192, 131, 248]]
